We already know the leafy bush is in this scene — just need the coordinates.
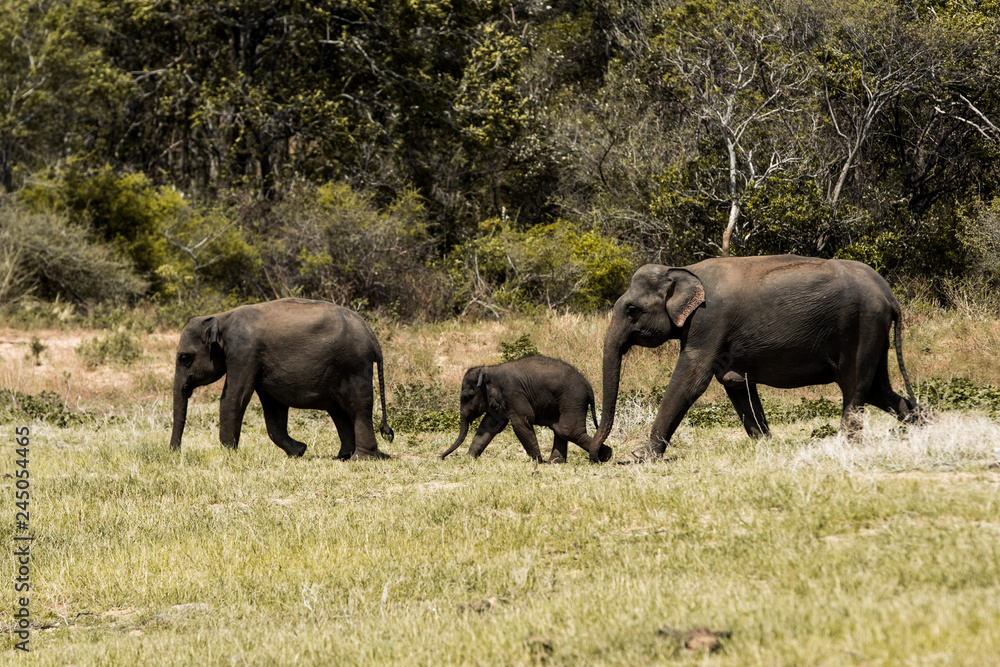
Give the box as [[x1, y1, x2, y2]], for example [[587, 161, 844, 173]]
[[261, 183, 450, 319], [76, 330, 144, 369], [685, 396, 842, 429], [20, 163, 180, 278], [450, 218, 635, 315], [0, 389, 86, 427], [391, 381, 460, 433], [686, 402, 740, 428], [499, 334, 540, 363], [0, 201, 148, 305], [916, 377, 1000, 416]]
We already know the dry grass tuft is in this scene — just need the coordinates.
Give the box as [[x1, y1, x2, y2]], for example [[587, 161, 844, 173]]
[[793, 411, 1000, 472]]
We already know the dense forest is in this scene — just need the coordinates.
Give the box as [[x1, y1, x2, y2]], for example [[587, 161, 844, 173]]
[[2, 0, 999, 321]]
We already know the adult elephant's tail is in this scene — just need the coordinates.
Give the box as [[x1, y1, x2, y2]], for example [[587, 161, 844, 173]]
[[589, 393, 599, 432], [375, 347, 395, 443], [893, 309, 918, 409]]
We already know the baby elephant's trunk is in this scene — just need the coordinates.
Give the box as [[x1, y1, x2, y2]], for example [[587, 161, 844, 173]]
[[439, 417, 471, 459]]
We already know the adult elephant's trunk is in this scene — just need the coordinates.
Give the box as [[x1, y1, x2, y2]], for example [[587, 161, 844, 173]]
[[593, 315, 630, 451], [170, 377, 190, 451], [439, 416, 471, 459]]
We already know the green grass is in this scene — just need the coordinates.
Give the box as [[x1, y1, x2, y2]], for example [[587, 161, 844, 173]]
[[2, 307, 1000, 664], [2, 400, 999, 665]]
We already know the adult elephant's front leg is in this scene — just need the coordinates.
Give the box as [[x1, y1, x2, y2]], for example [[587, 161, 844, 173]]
[[219, 375, 255, 450], [724, 382, 770, 438], [641, 352, 714, 458]]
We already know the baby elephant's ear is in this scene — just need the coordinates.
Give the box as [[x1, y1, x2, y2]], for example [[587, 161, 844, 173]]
[[481, 373, 507, 417]]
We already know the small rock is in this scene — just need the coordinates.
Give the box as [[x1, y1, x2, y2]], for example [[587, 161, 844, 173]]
[[658, 626, 731, 653]]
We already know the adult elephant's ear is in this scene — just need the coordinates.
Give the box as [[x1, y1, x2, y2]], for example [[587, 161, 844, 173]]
[[664, 269, 705, 328]]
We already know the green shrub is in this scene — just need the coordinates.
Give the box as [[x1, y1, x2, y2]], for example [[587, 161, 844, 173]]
[[686, 401, 740, 428], [0, 389, 86, 427], [391, 381, 460, 433], [20, 163, 180, 278], [449, 218, 635, 315], [0, 202, 148, 305], [76, 330, 143, 369], [498, 334, 540, 362], [261, 183, 450, 319], [916, 377, 1000, 416]]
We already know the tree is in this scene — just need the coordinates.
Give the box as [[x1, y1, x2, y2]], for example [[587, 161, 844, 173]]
[[654, 0, 815, 255], [0, 0, 131, 191]]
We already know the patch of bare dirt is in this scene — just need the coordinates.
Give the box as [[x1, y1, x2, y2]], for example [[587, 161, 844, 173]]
[[0, 327, 180, 405]]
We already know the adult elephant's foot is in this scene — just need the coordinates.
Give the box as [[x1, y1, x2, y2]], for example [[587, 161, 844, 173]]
[[352, 449, 391, 461]]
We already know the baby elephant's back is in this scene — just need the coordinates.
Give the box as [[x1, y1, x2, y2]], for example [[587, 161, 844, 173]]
[[509, 355, 594, 408]]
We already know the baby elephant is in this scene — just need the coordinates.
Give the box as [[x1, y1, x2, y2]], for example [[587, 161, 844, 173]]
[[440, 355, 613, 463]]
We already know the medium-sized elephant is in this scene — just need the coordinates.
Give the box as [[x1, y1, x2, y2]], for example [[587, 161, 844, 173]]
[[439, 355, 613, 463], [170, 298, 394, 459], [594, 255, 922, 460]]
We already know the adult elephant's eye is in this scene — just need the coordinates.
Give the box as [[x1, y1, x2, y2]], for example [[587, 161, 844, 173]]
[[625, 304, 640, 319]]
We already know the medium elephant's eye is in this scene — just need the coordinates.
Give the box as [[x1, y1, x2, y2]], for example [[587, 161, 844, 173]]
[[178, 353, 194, 367]]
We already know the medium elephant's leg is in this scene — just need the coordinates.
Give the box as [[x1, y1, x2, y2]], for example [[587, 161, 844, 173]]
[[724, 382, 770, 438], [865, 352, 917, 422], [548, 434, 568, 464], [837, 337, 881, 440], [258, 391, 307, 457], [351, 413, 389, 460], [219, 375, 255, 450], [328, 407, 356, 460], [642, 352, 715, 457], [510, 417, 544, 462], [468, 413, 508, 457]]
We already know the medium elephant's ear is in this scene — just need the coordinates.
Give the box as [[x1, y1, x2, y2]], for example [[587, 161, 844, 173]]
[[664, 269, 705, 328], [204, 317, 223, 350]]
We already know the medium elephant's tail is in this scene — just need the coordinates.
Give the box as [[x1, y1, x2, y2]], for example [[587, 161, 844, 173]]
[[375, 348, 395, 443], [589, 394, 599, 432], [893, 308, 918, 408]]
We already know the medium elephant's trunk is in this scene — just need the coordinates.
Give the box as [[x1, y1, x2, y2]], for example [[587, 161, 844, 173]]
[[439, 417, 471, 459], [169, 377, 190, 451], [594, 315, 629, 450]]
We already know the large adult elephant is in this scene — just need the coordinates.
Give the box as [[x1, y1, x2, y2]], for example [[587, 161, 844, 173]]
[[170, 299, 394, 459], [594, 255, 921, 459]]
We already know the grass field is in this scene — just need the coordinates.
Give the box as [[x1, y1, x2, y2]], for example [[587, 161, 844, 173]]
[[2, 307, 999, 665]]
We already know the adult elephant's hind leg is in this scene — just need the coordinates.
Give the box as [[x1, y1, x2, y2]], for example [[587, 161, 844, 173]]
[[838, 342, 880, 441], [328, 407, 356, 460], [724, 382, 770, 438], [866, 352, 917, 422], [348, 377, 389, 461], [259, 391, 307, 457]]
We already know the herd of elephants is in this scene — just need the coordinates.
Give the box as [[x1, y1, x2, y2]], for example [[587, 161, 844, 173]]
[[169, 254, 924, 463]]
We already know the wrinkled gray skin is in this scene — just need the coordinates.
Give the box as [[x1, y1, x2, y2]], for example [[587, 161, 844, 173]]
[[170, 299, 394, 459], [594, 255, 921, 459], [440, 355, 613, 463]]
